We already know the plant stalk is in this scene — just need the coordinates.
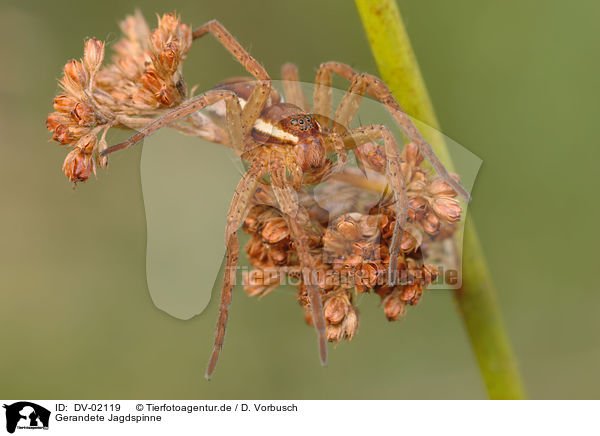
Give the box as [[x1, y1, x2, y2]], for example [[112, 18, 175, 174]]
[[355, 0, 525, 399]]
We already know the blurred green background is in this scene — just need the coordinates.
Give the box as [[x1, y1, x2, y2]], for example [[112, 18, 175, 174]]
[[1, 0, 599, 399]]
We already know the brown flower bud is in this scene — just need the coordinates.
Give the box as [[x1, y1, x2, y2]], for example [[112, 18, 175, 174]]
[[66, 125, 88, 139], [408, 197, 427, 221], [324, 294, 349, 325], [344, 308, 359, 339], [53, 95, 77, 113], [422, 265, 439, 286], [46, 112, 71, 132], [141, 70, 165, 94], [400, 229, 418, 252], [261, 218, 289, 243], [83, 38, 105, 73], [71, 103, 94, 125], [156, 86, 176, 106], [326, 324, 343, 343], [401, 284, 423, 305], [407, 179, 426, 192], [96, 135, 109, 169], [52, 124, 74, 145], [337, 215, 361, 240], [423, 212, 440, 235], [357, 142, 385, 172], [432, 196, 462, 223], [159, 42, 179, 73], [64, 59, 87, 86], [373, 244, 389, 263], [77, 134, 97, 153], [365, 263, 382, 288], [384, 293, 407, 321], [63, 148, 93, 183], [157, 13, 180, 37], [402, 141, 423, 166], [360, 214, 381, 237], [427, 176, 457, 197]]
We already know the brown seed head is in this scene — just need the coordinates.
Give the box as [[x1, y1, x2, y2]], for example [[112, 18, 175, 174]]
[[261, 218, 289, 244], [423, 212, 440, 235], [432, 196, 462, 223], [402, 141, 423, 166], [71, 103, 95, 126], [52, 124, 74, 145], [63, 148, 93, 183], [83, 38, 105, 73], [324, 294, 349, 325], [383, 291, 407, 321], [337, 215, 361, 240], [53, 95, 77, 113], [64, 59, 87, 86], [427, 176, 457, 197]]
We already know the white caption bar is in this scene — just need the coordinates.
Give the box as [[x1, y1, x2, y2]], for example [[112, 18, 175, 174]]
[[1, 400, 597, 436]]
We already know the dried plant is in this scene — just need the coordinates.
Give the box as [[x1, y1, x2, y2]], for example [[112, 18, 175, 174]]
[[241, 142, 461, 342], [46, 12, 195, 184]]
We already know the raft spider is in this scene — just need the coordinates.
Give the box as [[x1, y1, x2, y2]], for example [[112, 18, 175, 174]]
[[101, 20, 470, 378]]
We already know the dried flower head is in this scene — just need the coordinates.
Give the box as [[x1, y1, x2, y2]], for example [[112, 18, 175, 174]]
[[241, 138, 461, 344], [46, 11, 193, 186]]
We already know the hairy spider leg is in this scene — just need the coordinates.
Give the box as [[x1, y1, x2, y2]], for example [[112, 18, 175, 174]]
[[206, 160, 268, 379], [342, 125, 409, 285], [269, 166, 328, 367], [280, 63, 310, 112], [312, 62, 469, 284], [101, 90, 242, 155], [193, 20, 271, 138], [313, 62, 470, 202]]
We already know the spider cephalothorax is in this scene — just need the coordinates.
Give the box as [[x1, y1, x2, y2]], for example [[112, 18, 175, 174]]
[[48, 14, 469, 379], [244, 103, 330, 189], [211, 78, 335, 189]]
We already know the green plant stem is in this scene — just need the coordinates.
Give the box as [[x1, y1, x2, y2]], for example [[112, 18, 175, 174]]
[[355, 0, 525, 399]]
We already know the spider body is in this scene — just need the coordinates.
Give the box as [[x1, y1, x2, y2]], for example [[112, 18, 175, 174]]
[[248, 105, 328, 186], [101, 20, 470, 379], [212, 78, 329, 182]]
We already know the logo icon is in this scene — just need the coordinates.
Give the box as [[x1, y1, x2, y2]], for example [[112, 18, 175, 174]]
[[3, 402, 50, 434]]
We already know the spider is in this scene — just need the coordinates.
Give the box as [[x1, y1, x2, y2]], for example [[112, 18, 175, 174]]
[[101, 20, 470, 379]]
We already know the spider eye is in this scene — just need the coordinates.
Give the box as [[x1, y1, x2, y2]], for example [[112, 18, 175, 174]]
[[291, 118, 297, 125], [298, 119, 304, 125]]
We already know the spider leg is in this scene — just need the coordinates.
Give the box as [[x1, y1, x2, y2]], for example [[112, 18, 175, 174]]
[[206, 161, 268, 380], [312, 62, 470, 202], [270, 161, 328, 365], [275, 184, 328, 366], [170, 109, 232, 147], [281, 63, 309, 111], [341, 125, 408, 286], [313, 62, 357, 128], [332, 74, 368, 133], [320, 132, 348, 180], [101, 90, 242, 156], [192, 20, 271, 137], [313, 65, 376, 177], [288, 216, 328, 366]]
